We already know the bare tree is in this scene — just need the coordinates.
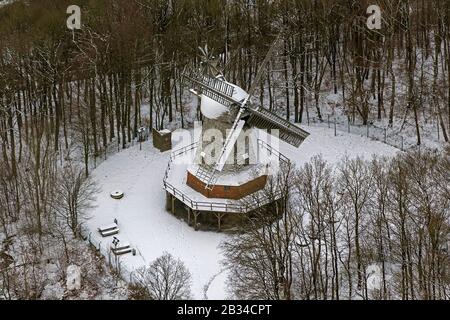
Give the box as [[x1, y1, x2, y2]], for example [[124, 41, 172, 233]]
[[293, 155, 337, 300], [133, 252, 192, 300], [222, 163, 295, 300], [337, 157, 373, 296], [53, 162, 98, 238]]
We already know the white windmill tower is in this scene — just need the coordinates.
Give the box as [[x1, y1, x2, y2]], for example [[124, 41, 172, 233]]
[[163, 35, 310, 230]]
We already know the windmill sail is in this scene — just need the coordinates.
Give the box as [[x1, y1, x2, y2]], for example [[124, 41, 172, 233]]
[[182, 70, 240, 107], [245, 107, 309, 147], [244, 34, 282, 103], [212, 35, 283, 172], [215, 119, 246, 171], [200, 35, 286, 189], [184, 34, 310, 190]]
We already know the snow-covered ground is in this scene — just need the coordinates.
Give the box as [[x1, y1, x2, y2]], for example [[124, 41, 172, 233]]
[[85, 125, 399, 299], [275, 126, 398, 170], [85, 142, 228, 299]]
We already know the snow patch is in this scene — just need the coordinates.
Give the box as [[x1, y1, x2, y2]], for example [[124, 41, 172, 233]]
[[41, 282, 65, 300], [66, 265, 82, 291], [366, 264, 382, 291]]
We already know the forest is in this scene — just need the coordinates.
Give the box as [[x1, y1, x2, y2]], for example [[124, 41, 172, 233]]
[[0, 0, 449, 300], [224, 148, 450, 300]]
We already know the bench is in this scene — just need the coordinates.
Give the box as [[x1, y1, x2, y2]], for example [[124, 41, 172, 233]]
[[113, 247, 133, 256], [111, 242, 133, 256], [100, 228, 119, 237], [98, 223, 119, 237]]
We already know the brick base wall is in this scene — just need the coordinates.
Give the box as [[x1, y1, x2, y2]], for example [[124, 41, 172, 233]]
[[186, 171, 267, 199]]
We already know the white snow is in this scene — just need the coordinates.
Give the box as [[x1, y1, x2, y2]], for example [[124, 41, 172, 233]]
[[366, 264, 383, 291], [283, 126, 399, 166], [86, 125, 398, 299], [325, 93, 342, 105], [41, 282, 65, 300], [66, 265, 82, 291], [159, 129, 171, 134], [366, 263, 396, 297], [86, 142, 227, 299]]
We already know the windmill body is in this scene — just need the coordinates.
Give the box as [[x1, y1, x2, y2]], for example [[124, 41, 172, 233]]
[[187, 76, 269, 199], [163, 38, 310, 231], [194, 78, 255, 173]]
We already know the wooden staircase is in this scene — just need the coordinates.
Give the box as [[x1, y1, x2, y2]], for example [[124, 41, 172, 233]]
[[195, 165, 217, 191]]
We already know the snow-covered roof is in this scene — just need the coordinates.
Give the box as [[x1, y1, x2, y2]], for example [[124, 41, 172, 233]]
[[200, 79, 248, 119]]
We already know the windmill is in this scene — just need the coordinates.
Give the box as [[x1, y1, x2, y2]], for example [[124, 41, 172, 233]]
[[183, 35, 310, 191], [198, 44, 220, 76]]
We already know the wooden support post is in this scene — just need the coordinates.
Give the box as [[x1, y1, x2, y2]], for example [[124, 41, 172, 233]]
[[217, 213, 225, 231], [165, 192, 172, 211], [187, 207, 191, 225], [334, 116, 337, 137], [171, 195, 175, 214], [193, 211, 200, 231]]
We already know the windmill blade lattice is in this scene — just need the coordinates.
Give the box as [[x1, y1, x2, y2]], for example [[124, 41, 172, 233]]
[[245, 107, 309, 147], [182, 69, 239, 107], [212, 35, 283, 177]]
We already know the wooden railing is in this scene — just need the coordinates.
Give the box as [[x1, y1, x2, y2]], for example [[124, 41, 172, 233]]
[[162, 139, 288, 213], [170, 141, 199, 159], [163, 179, 284, 213], [163, 180, 245, 212], [257, 139, 290, 165], [163, 141, 198, 181]]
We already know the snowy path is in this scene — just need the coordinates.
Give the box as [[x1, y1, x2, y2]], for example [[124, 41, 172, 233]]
[[86, 126, 398, 299]]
